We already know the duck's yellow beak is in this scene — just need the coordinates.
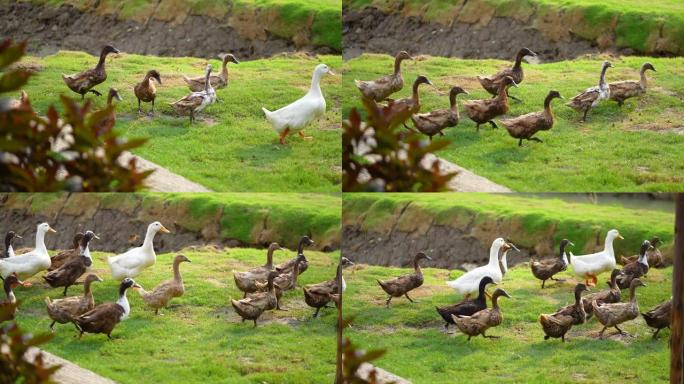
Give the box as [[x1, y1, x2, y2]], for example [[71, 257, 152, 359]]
[[328, 69, 337, 76], [617, 235, 624, 240], [48, 227, 57, 233], [160, 225, 171, 233]]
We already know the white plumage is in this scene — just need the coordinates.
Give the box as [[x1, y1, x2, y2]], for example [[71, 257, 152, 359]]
[[0, 223, 55, 280], [447, 238, 511, 296], [107, 222, 170, 280], [570, 229, 622, 286], [262, 63, 333, 144]]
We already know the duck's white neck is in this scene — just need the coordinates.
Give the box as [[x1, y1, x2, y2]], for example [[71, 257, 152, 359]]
[[562, 251, 569, 266], [35, 229, 48, 254], [117, 291, 131, 320], [308, 70, 324, 97], [141, 227, 157, 251], [80, 242, 92, 259], [341, 275, 347, 293], [603, 234, 616, 255], [500, 251, 509, 273], [488, 244, 502, 267], [638, 252, 649, 267]]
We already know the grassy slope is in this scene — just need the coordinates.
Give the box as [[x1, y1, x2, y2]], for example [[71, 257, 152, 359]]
[[15, 248, 340, 383], [342, 193, 675, 256], [24, 0, 342, 51], [343, 263, 672, 383], [20, 52, 342, 192], [5, 192, 342, 249], [343, 54, 684, 192], [344, 0, 684, 54]]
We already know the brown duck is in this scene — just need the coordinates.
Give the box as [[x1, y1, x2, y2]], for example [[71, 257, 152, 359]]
[[303, 257, 354, 317], [478, 47, 536, 102], [355, 51, 413, 102], [463, 76, 518, 131], [609, 62, 656, 106], [231, 271, 280, 327], [169, 64, 215, 123], [411, 86, 468, 141], [383, 75, 432, 129], [268, 253, 307, 310], [73, 278, 140, 340], [134, 254, 191, 315], [234, 242, 285, 297], [276, 236, 314, 275], [92, 88, 123, 135], [184, 54, 239, 92], [0, 274, 21, 322], [48, 232, 83, 271], [436, 276, 494, 332], [452, 288, 511, 341], [551, 283, 590, 326], [539, 283, 589, 342], [45, 274, 102, 331], [566, 61, 612, 122], [621, 236, 663, 268], [501, 90, 563, 147], [43, 231, 98, 296], [530, 238, 572, 288], [377, 252, 432, 307], [134, 70, 162, 115], [62, 45, 119, 99], [581, 269, 622, 320], [617, 240, 653, 289], [642, 298, 672, 339], [593, 278, 645, 338]]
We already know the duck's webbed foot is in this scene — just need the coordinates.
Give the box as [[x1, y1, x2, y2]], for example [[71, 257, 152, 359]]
[[529, 137, 543, 143], [488, 121, 498, 129], [88, 89, 102, 97], [404, 293, 416, 303], [298, 131, 313, 140]]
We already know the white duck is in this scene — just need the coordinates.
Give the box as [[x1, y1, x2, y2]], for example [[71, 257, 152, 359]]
[[447, 238, 512, 298], [570, 229, 623, 287], [0, 223, 56, 284], [107, 222, 170, 280], [262, 63, 334, 144]]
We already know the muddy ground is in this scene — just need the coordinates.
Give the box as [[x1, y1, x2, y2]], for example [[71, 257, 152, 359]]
[[0, 195, 338, 254], [343, 7, 630, 61], [1, 2, 336, 59], [343, 223, 533, 271]]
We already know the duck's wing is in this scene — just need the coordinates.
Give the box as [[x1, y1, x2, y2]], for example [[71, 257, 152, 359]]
[[77, 303, 123, 328], [567, 87, 599, 108], [108, 248, 146, 269]]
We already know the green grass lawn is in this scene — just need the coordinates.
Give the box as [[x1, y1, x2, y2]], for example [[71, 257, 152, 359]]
[[14, 247, 341, 383], [344, 0, 684, 55], [343, 262, 672, 383], [22, 0, 342, 51], [343, 54, 684, 192], [19, 51, 342, 192]]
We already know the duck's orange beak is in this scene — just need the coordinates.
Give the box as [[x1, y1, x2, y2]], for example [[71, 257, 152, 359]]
[[160, 225, 171, 234]]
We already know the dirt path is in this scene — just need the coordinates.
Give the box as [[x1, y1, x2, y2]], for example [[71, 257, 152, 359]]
[[1, 2, 335, 59], [421, 153, 511, 192], [119, 151, 211, 192], [343, 6, 620, 61], [353, 128, 511, 192], [25, 348, 116, 384], [356, 363, 412, 384]]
